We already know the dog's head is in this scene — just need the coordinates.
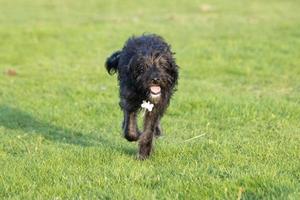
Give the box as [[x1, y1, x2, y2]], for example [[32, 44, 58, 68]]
[[129, 52, 178, 103]]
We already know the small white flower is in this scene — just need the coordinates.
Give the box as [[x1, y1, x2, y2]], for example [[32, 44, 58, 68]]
[[141, 100, 154, 112]]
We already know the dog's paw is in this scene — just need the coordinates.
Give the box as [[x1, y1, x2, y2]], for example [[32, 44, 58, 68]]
[[137, 153, 150, 160], [137, 142, 153, 160], [124, 131, 141, 142]]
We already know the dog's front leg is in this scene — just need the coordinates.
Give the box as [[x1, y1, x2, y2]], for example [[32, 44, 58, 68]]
[[138, 111, 159, 159], [123, 111, 140, 142]]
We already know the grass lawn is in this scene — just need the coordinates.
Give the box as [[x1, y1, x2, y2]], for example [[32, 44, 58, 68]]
[[0, 0, 299, 199]]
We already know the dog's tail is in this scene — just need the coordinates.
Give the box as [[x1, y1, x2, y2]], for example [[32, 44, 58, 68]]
[[105, 51, 121, 75]]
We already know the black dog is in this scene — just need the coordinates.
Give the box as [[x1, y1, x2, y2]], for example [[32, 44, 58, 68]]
[[105, 34, 179, 159]]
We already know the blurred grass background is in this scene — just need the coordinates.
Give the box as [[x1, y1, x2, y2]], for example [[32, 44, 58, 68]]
[[0, 0, 299, 199]]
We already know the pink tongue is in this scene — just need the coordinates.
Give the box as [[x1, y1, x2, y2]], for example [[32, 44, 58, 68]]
[[150, 86, 161, 94]]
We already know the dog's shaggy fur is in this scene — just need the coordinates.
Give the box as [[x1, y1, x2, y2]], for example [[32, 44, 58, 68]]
[[105, 34, 179, 159]]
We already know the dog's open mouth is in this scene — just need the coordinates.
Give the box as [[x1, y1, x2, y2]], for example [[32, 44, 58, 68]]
[[150, 85, 161, 98]]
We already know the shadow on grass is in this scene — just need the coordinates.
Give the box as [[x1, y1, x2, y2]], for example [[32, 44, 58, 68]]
[[0, 105, 136, 156]]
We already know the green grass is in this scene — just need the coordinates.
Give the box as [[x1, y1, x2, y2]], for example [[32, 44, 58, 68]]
[[0, 0, 300, 199]]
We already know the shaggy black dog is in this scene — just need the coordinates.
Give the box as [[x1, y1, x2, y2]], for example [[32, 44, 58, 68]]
[[105, 34, 179, 159]]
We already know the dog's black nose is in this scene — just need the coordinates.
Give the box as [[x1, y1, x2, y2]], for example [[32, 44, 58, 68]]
[[152, 77, 160, 84]]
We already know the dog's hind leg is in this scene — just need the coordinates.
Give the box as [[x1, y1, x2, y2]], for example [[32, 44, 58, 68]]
[[154, 121, 163, 138], [123, 111, 141, 142], [138, 111, 159, 159]]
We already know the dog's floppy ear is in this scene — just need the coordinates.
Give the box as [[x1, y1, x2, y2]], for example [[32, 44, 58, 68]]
[[168, 57, 179, 87], [105, 50, 121, 75]]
